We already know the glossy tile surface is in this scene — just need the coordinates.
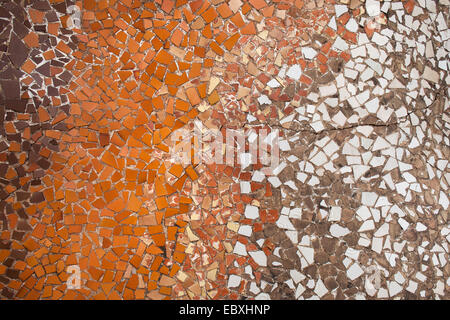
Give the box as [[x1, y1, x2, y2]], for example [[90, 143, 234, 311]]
[[0, 0, 449, 300]]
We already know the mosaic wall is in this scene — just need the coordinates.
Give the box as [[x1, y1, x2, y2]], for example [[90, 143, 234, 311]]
[[0, 0, 449, 300]]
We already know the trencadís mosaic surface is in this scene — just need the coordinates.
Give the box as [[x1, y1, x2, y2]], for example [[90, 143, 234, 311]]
[[0, 0, 448, 300]]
